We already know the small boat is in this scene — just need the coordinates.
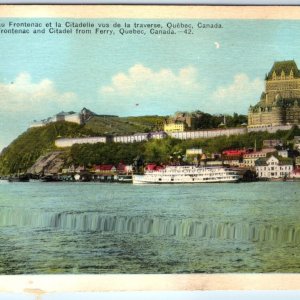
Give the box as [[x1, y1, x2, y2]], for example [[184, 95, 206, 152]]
[[8, 174, 30, 182], [117, 175, 133, 183], [40, 175, 62, 182]]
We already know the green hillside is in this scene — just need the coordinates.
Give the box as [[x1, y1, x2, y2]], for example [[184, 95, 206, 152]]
[[1, 120, 299, 176], [0, 108, 299, 176], [0, 122, 96, 175], [0, 115, 166, 175], [84, 115, 166, 135]]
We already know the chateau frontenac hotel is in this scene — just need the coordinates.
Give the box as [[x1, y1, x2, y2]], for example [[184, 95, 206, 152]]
[[248, 60, 300, 127]]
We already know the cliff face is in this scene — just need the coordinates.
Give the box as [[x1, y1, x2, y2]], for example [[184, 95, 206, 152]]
[[27, 152, 65, 175]]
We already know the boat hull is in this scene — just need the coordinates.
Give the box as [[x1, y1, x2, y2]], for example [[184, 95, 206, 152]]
[[133, 174, 239, 184], [8, 176, 30, 182]]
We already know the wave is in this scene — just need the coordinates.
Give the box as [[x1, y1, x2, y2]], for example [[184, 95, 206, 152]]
[[0, 208, 299, 243]]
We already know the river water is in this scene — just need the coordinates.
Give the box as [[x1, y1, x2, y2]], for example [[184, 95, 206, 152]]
[[0, 181, 299, 274]]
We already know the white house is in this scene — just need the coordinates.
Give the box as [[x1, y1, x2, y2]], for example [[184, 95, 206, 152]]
[[255, 155, 293, 179]]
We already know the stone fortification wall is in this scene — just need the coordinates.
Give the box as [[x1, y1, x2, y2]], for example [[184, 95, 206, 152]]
[[54, 125, 295, 147], [170, 128, 246, 140], [55, 137, 107, 148], [247, 124, 293, 133]]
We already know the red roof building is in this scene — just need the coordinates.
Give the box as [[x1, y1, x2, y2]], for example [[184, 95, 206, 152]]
[[222, 149, 248, 157], [116, 163, 126, 173], [290, 168, 300, 178], [94, 165, 116, 173]]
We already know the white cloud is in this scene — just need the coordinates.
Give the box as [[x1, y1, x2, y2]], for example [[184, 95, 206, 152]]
[[99, 64, 203, 115], [212, 73, 264, 113], [0, 72, 77, 113], [101, 64, 202, 97]]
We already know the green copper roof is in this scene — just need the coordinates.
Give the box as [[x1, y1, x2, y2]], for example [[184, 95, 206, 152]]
[[255, 157, 267, 166], [267, 60, 300, 80]]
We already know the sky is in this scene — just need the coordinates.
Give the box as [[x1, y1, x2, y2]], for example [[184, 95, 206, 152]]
[[1, 18, 300, 150]]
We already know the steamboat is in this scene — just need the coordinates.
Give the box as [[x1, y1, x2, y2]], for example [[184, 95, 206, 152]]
[[132, 165, 240, 184]]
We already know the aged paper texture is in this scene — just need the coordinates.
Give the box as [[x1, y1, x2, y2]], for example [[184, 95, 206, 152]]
[[0, 5, 300, 294]]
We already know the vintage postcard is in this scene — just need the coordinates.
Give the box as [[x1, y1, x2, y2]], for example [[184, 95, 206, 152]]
[[0, 5, 300, 295]]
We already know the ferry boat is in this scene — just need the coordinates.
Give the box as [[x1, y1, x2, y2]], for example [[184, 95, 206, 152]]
[[132, 165, 240, 184]]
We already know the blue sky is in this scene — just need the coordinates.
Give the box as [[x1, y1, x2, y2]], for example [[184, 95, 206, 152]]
[[1, 18, 300, 150]]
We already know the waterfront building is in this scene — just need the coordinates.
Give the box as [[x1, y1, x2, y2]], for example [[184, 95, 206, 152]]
[[222, 157, 242, 167], [290, 167, 300, 179], [221, 149, 245, 164], [255, 155, 293, 179], [248, 60, 300, 128], [116, 163, 133, 174], [93, 165, 117, 173], [243, 151, 269, 168], [222, 149, 247, 157], [55, 136, 107, 148], [222, 149, 248, 167]]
